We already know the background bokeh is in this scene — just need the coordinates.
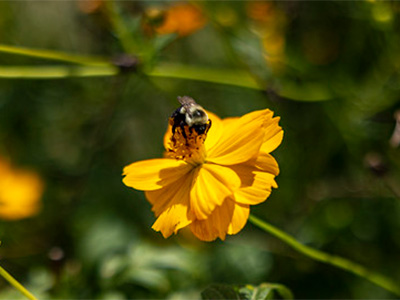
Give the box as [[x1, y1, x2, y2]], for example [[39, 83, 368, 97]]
[[1, 1, 400, 299]]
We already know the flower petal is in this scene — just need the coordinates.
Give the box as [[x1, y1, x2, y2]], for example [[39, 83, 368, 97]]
[[145, 168, 195, 216], [123, 158, 191, 191], [234, 172, 277, 205], [190, 163, 240, 220], [255, 152, 280, 176], [206, 109, 270, 165], [203, 110, 223, 150], [260, 116, 283, 154], [229, 157, 278, 205], [152, 203, 193, 238], [163, 123, 173, 151], [145, 182, 180, 216], [190, 199, 249, 241], [190, 199, 233, 241], [227, 202, 250, 235], [221, 116, 239, 126], [150, 171, 195, 238]]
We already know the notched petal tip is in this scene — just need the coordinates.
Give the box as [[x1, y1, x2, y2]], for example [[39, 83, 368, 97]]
[[151, 203, 193, 238], [190, 199, 249, 241], [261, 115, 284, 154]]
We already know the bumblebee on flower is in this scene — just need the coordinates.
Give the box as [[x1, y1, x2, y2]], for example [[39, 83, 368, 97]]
[[123, 97, 283, 241]]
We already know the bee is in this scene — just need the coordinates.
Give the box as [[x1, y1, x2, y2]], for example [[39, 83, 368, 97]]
[[171, 96, 211, 138]]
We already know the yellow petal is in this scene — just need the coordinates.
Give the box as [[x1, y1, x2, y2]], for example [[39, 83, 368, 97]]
[[150, 171, 195, 238], [190, 217, 219, 242], [152, 203, 193, 238], [190, 163, 240, 220], [145, 169, 194, 216], [221, 116, 239, 126], [190, 199, 249, 241], [190, 199, 233, 241], [229, 157, 278, 205], [260, 116, 283, 154], [122, 158, 191, 191], [145, 183, 177, 216], [227, 202, 250, 235], [234, 172, 277, 205], [203, 110, 223, 151], [206, 110, 271, 165], [163, 123, 173, 151], [255, 152, 280, 176]]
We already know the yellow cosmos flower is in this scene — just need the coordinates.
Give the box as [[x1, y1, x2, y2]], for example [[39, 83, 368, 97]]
[[123, 104, 283, 241], [0, 157, 44, 220]]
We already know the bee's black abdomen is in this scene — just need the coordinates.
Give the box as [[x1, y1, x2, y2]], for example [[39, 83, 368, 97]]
[[170, 107, 185, 135]]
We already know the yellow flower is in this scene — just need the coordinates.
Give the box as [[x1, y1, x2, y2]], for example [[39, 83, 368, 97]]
[[0, 158, 44, 220], [123, 105, 283, 241]]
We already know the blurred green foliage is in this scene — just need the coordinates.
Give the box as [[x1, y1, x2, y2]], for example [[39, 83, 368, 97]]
[[1, 1, 400, 299]]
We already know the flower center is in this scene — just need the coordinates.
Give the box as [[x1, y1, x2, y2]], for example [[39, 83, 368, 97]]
[[165, 118, 211, 165]]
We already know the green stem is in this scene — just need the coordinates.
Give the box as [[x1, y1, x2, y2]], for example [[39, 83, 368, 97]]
[[0, 65, 118, 78], [0, 265, 38, 300], [248, 214, 400, 297], [0, 44, 110, 67]]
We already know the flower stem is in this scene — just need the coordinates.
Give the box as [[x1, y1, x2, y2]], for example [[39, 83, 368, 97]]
[[248, 214, 400, 296], [0, 44, 110, 67], [0, 265, 38, 300], [0, 65, 118, 79]]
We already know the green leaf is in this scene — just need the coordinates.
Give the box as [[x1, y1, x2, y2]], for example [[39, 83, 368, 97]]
[[239, 283, 294, 300], [239, 285, 273, 300]]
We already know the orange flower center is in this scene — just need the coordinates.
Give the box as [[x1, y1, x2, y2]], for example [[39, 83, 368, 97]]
[[164, 118, 211, 166]]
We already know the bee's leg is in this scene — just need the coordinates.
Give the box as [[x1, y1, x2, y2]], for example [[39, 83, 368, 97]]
[[180, 121, 188, 140], [205, 119, 212, 134]]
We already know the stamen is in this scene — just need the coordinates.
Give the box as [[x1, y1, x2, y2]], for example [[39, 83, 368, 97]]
[[165, 118, 210, 165]]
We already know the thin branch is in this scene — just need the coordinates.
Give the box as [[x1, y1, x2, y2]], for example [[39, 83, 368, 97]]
[[0, 44, 110, 67], [0, 65, 118, 78], [0, 265, 38, 300]]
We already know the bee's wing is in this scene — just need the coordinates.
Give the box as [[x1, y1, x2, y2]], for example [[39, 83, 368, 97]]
[[178, 96, 196, 106]]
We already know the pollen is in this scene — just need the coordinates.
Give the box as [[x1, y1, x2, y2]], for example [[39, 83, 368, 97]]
[[165, 118, 210, 164]]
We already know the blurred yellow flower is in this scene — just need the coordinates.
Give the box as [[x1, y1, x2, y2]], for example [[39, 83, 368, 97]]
[[123, 105, 282, 241], [246, 1, 287, 73], [144, 3, 206, 37], [0, 158, 43, 220]]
